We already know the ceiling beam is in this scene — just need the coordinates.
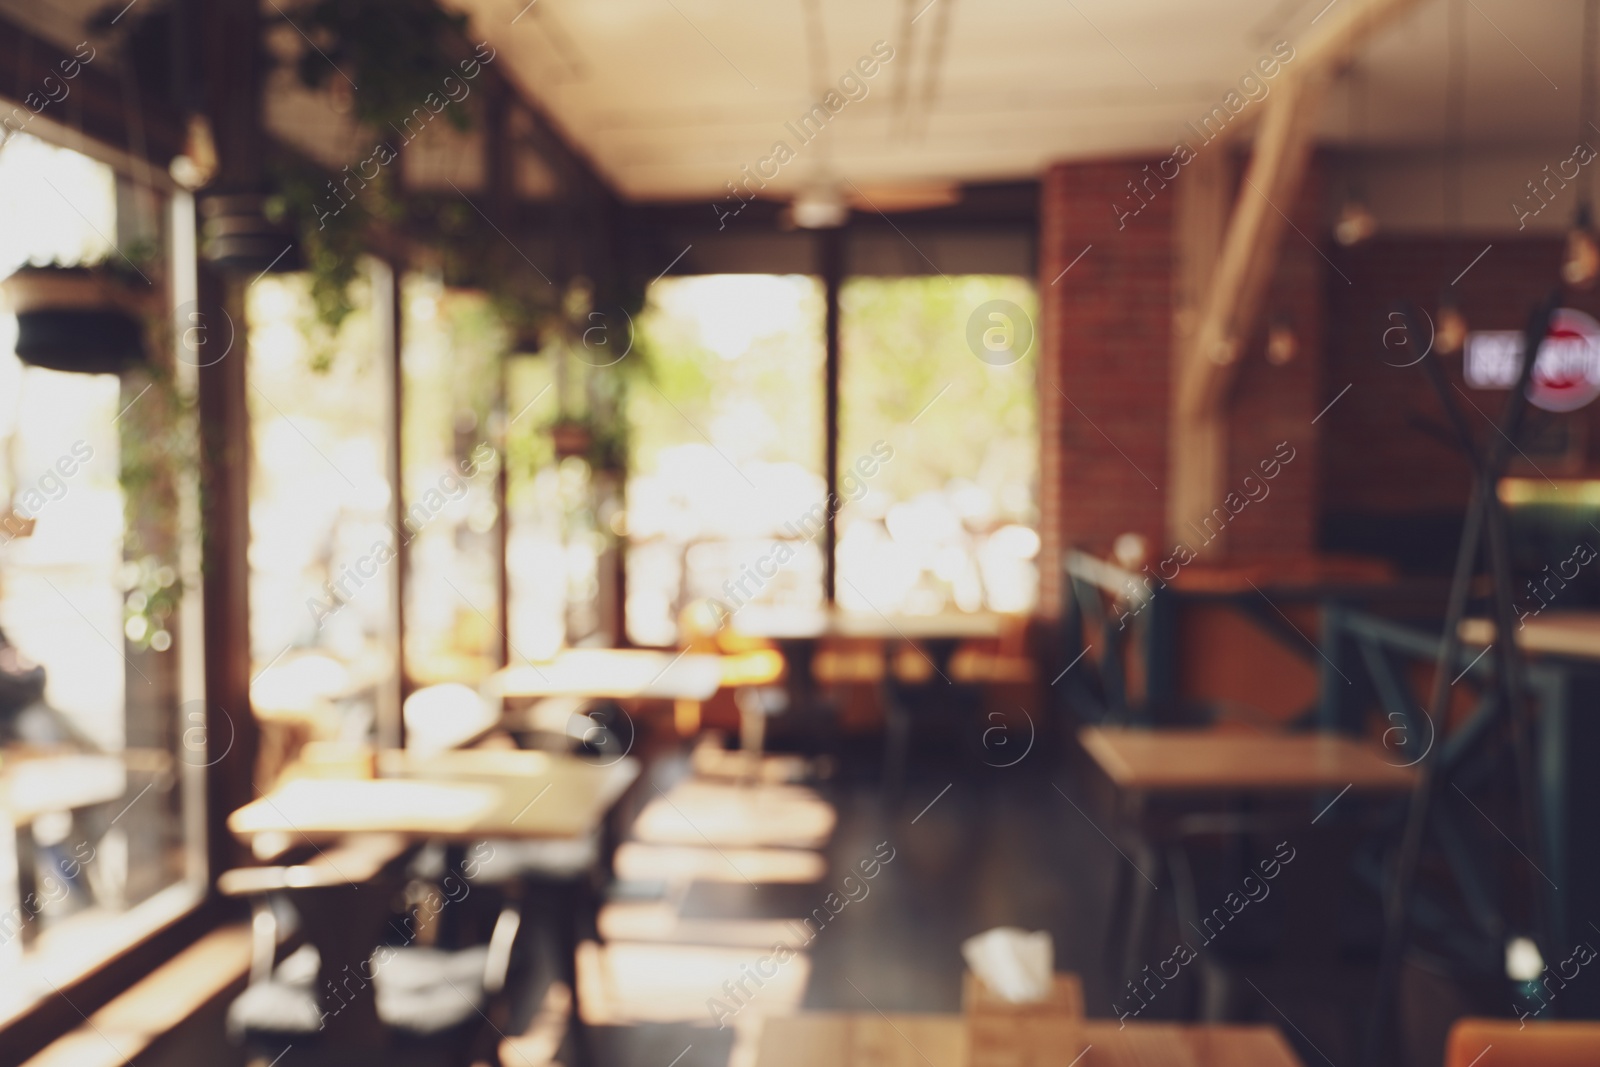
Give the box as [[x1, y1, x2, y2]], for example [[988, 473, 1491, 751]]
[[0, 13, 185, 174], [1169, 0, 1433, 550], [1177, 65, 1328, 420]]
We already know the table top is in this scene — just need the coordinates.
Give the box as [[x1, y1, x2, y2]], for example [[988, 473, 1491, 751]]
[[1079, 727, 1417, 794], [732, 606, 1007, 642], [753, 1014, 1303, 1067], [1459, 611, 1600, 662], [0, 753, 127, 824], [488, 649, 724, 700], [228, 749, 639, 844]]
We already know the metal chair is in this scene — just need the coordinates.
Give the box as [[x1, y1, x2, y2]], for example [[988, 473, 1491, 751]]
[[219, 837, 519, 1067]]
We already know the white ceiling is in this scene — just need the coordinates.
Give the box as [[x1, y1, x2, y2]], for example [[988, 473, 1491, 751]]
[[3, 0, 1596, 209], [445, 0, 1600, 202]]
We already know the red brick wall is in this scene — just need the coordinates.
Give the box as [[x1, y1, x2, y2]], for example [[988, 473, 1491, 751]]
[[1223, 164, 1326, 559], [1038, 158, 1174, 605], [1321, 237, 1597, 513], [1318, 236, 1600, 570], [1037, 156, 1326, 594]]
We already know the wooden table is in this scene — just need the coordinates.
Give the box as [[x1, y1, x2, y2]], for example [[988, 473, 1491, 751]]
[[1, 752, 130, 947], [1456, 609, 1600, 1010], [228, 749, 639, 844], [753, 1014, 1303, 1067], [1079, 726, 1414, 993], [487, 648, 724, 701], [227, 749, 639, 1067], [0, 753, 127, 824], [731, 606, 1006, 643], [731, 608, 1008, 791], [1459, 611, 1600, 661], [1079, 727, 1418, 796]]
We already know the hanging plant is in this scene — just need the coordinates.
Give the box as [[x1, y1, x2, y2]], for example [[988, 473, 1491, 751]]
[[117, 350, 198, 653], [427, 195, 563, 342], [288, 0, 475, 134], [542, 410, 628, 473], [268, 157, 393, 340], [1, 252, 159, 375]]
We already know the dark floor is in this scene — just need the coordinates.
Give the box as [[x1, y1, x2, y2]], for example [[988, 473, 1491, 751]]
[[584, 721, 1134, 1067], [572, 708, 1471, 1067]]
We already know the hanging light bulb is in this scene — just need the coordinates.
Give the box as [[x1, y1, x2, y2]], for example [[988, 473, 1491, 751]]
[[168, 114, 218, 192], [1336, 60, 1377, 247], [1334, 198, 1378, 247], [1437, 293, 1468, 355], [328, 77, 355, 116], [1564, 203, 1600, 287], [1266, 315, 1299, 365]]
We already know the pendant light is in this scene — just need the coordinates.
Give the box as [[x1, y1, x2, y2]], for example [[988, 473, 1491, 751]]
[[1437, 0, 1468, 354], [1335, 59, 1378, 247], [1563, 0, 1600, 288]]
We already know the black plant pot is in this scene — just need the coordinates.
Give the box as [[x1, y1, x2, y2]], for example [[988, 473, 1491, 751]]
[[2, 267, 151, 375], [15, 309, 145, 375]]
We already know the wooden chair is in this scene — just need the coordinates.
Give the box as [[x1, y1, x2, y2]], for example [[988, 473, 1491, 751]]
[[459, 763, 641, 1067], [1060, 549, 1173, 725], [1445, 1018, 1600, 1066], [949, 613, 1037, 686], [402, 683, 499, 754]]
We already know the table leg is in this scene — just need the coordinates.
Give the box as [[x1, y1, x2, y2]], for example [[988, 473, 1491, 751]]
[[882, 688, 910, 797], [550, 880, 591, 1067], [780, 638, 818, 715], [1119, 840, 1164, 994]]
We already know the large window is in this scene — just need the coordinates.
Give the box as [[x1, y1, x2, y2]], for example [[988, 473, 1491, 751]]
[[625, 275, 827, 646], [247, 267, 399, 774], [622, 272, 1038, 645], [505, 351, 591, 658], [838, 276, 1039, 614], [400, 277, 505, 685], [0, 135, 204, 1021]]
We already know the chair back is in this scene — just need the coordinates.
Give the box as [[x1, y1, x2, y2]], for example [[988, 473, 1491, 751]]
[[403, 683, 497, 754], [1445, 1018, 1600, 1066]]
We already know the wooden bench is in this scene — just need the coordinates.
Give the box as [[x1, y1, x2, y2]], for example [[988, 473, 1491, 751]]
[[21, 923, 254, 1067]]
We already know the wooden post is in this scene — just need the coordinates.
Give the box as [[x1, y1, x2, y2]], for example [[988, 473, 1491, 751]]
[[1169, 148, 1233, 554], [195, 0, 261, 871], [486, 79, 513, 664], [820, 228, 843, 605]]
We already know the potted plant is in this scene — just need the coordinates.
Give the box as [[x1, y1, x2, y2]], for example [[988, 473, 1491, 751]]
[[1, 258, 157, 375], [550, 419, 592, 460]]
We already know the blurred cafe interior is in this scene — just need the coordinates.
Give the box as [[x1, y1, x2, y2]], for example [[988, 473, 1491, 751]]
[[5, 0, 1600, 1065]]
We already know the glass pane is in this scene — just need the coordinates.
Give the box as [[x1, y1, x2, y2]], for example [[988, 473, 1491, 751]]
[[625, 275, 826, 646], [400, 277, 505, 685], [247, 267, 399, 775], [838, 276, 1040, 614], [505, 353, 585, 659], [0, 136, 203, 1020]]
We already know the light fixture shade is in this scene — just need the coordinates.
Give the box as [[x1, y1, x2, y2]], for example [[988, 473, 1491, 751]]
[[198, 194, 302, 275], [791, 184, 848, 229]]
